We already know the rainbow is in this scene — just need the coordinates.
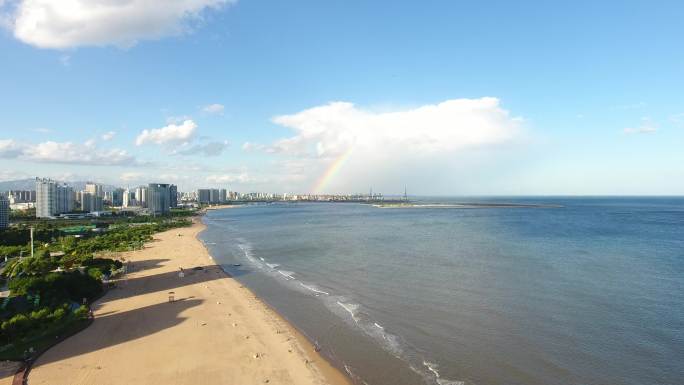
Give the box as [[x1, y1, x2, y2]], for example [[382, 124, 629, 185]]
[[312, 147, 354, 194]]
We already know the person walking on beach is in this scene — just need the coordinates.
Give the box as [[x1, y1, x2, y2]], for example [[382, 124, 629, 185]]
[[179, 267, 185, 279]]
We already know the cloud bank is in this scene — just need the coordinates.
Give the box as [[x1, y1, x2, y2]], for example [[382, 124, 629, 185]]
[[0, 139, 24, 159], [259, 97, 522, 193], [2, 0, 234, 49], [270, 98, 520, 158], [206, 173, 252, 184], [0, 138, 135, 165], [175, 140, 230, 156]]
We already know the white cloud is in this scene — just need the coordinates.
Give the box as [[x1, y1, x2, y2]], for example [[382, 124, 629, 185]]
[[84, 138, 96, 148], [175, 140, 229, 156], [120, 172, 144, 182], [258, 97, 523, 193], [157, 173, 190, 182], [102, 131, 116, 141], [0, 139, 24, 158], [166, 115, 192, 124], [623, 126, 657, 134], [206, 173, 253, 184], [136, 119, 197, 146], [24, 141, 135, 165], [242, 142, 267, 152], [1, 138, 135, 165], [2, 0, 234, 49], [0, 169, 30, 182], [202, 103, 225, 114], [624, 119, 657, 135], [270, 98, 520, 158]]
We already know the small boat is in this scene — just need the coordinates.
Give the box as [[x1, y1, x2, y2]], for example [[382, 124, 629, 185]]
[[232, 263, 242, 267]]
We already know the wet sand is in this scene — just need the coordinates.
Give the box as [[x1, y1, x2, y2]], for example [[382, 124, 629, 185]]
[[28, 219, 351, 385]]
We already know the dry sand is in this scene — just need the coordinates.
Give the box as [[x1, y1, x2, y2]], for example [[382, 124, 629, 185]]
[[28, 218, 351, 385]]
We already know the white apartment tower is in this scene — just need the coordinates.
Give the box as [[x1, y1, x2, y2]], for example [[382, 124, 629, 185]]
[[135, 186, 148, 208], [78, 191, 103, 212], [85, 182, 104, 198], [57, 184, 75, 213], [123, 188, 133, 208], [36, 178, 57, 218], [36, 178, 74, 218]]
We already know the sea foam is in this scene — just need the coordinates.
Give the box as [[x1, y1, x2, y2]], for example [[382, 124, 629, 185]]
[[423, 361, 464, 385], [299, 283, 329, 295], [277, 270, 296, 280]]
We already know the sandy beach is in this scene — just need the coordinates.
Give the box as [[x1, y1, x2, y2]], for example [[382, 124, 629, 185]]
[[27, 217, 351, 385]]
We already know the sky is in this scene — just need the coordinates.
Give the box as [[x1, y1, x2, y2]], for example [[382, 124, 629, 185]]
[[0, 0, 682, 195]]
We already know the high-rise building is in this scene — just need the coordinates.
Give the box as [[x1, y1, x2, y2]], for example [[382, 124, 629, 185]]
[[103, 191, 112, 205], [36, 178, 74, 217], [79, 191, 92, 212], [112, 188, 124, 207], [57, 184, 75, 213], [78, 191, 103, 212], [197, 189, 211, 204], [8, 190, 36, 203], [36, 178, 57, 218], [135, 186, 148, 208], [85, 182, 104, 198], [219, 189, 227, 203], [122, 189, 136, 208], [209, 189, 220, 204], [148, 183, 170, 215], [0, 195, 9, 229], [169, 185, 178, 208]]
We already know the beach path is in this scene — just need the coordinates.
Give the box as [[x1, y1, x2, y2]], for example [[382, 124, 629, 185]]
[[29, 219, 349, 385]]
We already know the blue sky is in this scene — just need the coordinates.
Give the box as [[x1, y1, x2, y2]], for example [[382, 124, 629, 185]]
[[0, 0, 682, 195]]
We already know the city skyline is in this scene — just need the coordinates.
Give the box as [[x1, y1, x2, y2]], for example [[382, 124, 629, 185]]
[[1, 1, 683, 195]]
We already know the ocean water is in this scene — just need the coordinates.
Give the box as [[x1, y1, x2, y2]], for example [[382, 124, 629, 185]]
[[199, 197, 684, 385]]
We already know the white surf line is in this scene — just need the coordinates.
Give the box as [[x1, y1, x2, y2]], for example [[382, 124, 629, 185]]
[[277, 270, 295, 280], [299, 282, 329, 295]]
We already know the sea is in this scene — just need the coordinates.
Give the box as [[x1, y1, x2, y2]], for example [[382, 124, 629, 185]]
[[199, 197, 684, 385]]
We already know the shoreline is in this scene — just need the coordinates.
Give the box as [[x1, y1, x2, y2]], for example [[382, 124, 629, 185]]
[[27, 217, 351, 385], [373, 202, 563, 209], [195, 218, 353, 385], [204, 204, 246, 210]]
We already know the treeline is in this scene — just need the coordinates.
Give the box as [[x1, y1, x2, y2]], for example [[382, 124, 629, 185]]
[[3, 219, 190, 279], [1, 272, 96, 346], [1, 208, 196, 249], [1, 303, 90, 355], [0, 214, 193, 359]]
